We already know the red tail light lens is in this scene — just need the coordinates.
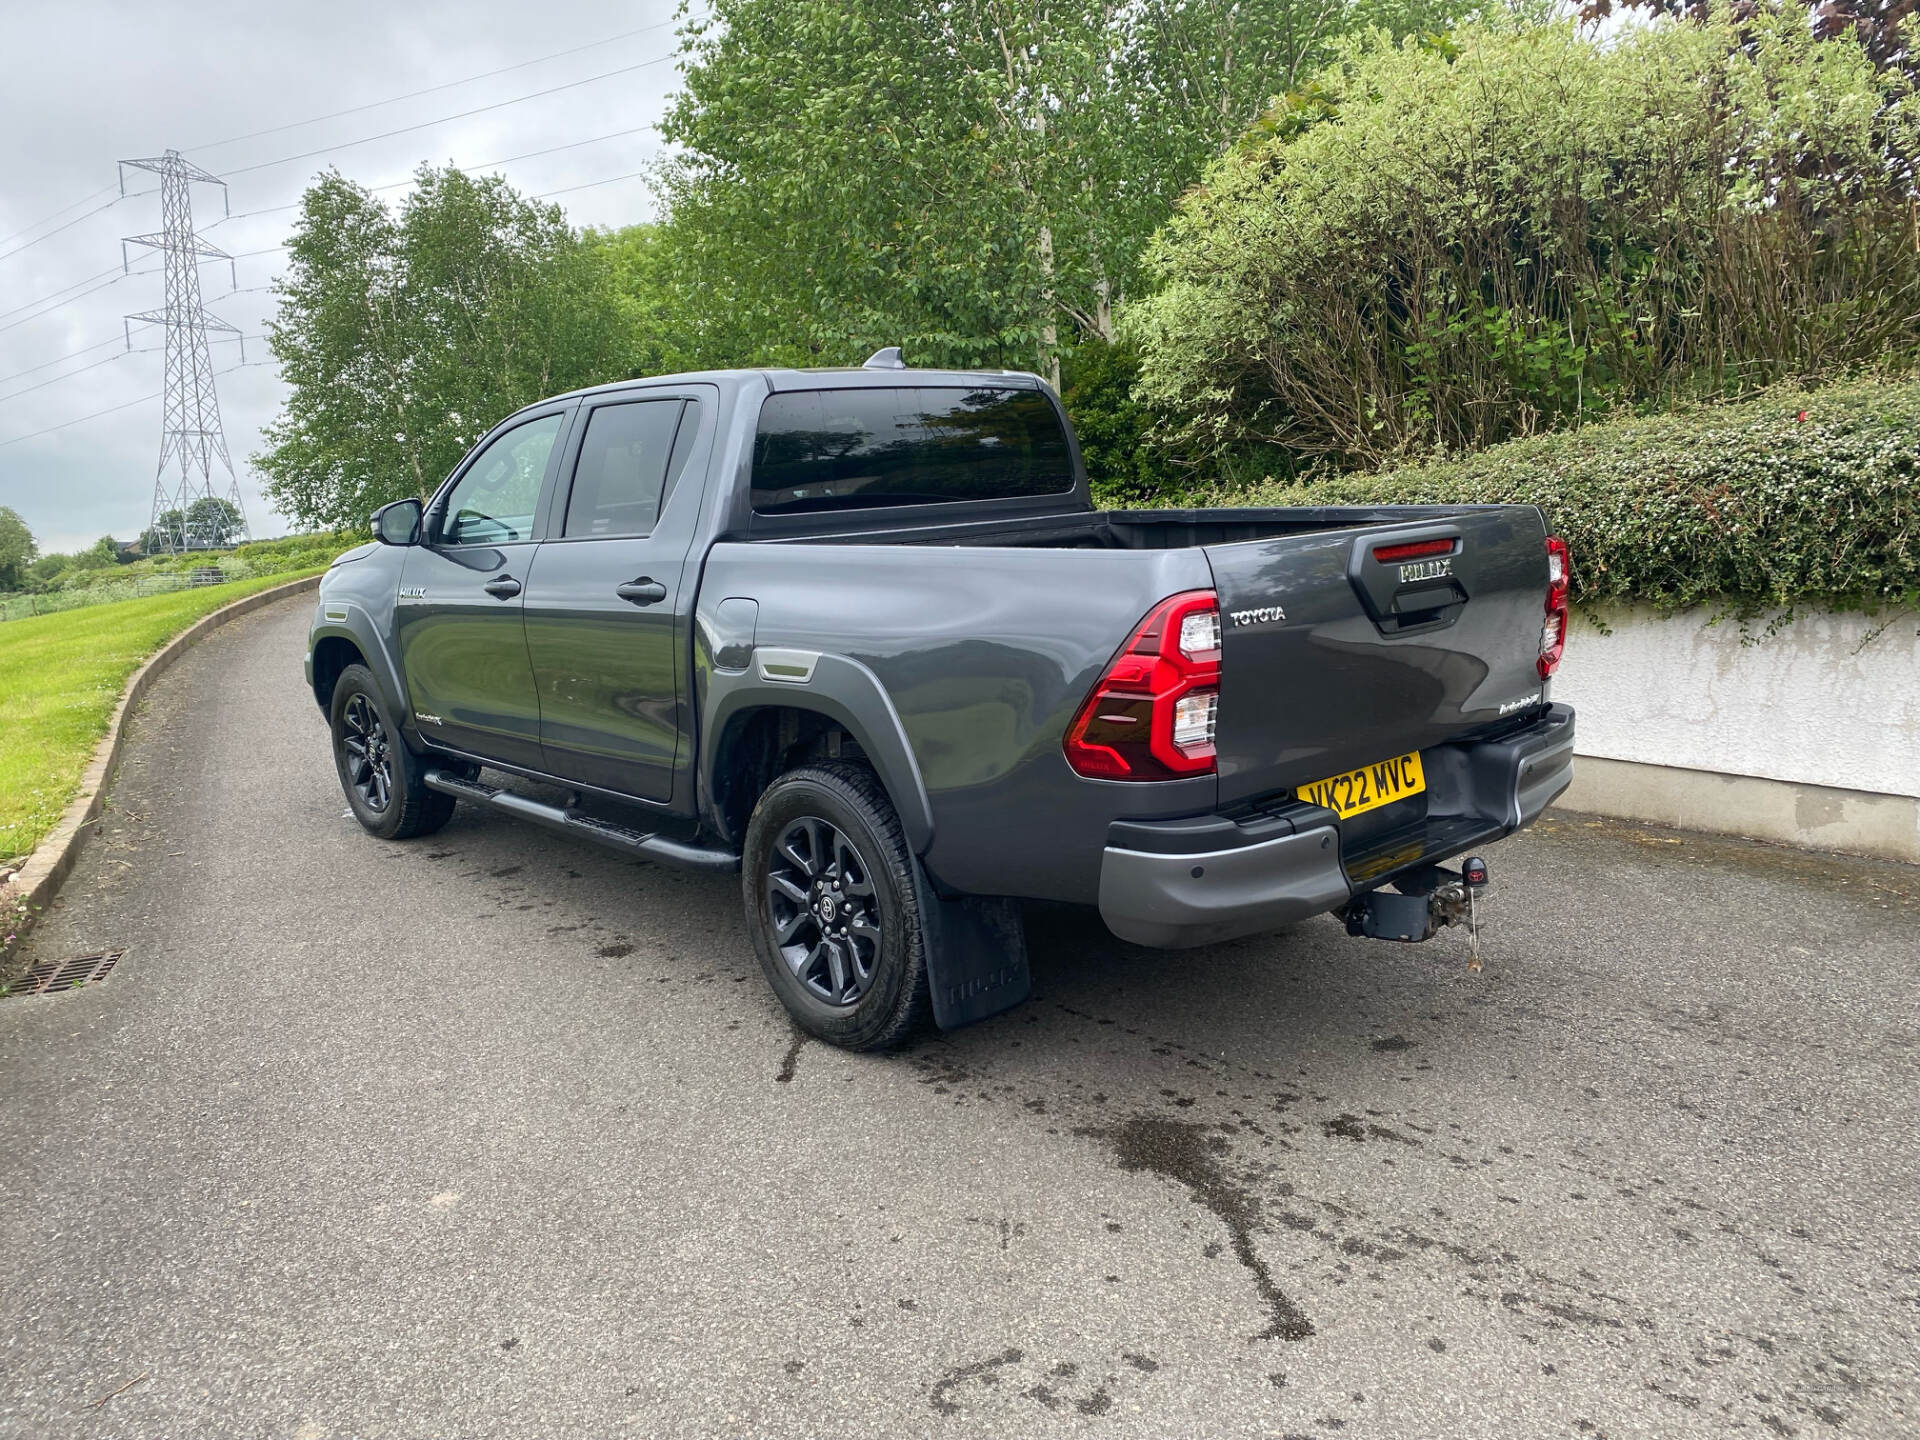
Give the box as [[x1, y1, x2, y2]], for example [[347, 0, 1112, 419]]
[[1539, 535, 1570, 679], [1064, 590, 1221, 780], [1372, 537, 1456, 564]]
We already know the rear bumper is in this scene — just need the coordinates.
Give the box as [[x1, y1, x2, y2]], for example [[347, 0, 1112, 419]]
[[1097, 704, 1575, 949]]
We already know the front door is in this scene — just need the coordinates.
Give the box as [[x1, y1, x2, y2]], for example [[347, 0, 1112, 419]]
[[522, 395, 706, 801], [397, 409, 568, 769]]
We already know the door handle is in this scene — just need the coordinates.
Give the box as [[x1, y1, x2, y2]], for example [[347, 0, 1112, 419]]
[[615, 578, 668, 606], [483, 574, 522, 599]]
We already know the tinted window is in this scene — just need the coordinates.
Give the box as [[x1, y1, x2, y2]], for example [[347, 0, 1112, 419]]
[[564, 400, 685, 538], [442, 413, 563, 545], [751, 386, 1073, 514], [662, 399, 702, 510]]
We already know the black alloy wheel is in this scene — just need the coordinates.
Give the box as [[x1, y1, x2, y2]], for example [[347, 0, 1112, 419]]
[[741, 761, 933, 1050], [339, 691, 394, 814], [329, 663, 456, 841], [765, 816, 883, 1007]]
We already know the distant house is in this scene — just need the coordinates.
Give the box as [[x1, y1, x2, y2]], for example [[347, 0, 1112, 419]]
[[117, 540, 144, 561]]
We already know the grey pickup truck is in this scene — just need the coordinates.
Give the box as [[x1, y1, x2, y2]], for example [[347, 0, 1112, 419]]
[[306, 351, 1575, 1050]]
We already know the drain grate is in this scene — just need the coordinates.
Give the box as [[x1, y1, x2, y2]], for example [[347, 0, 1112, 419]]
[[6, 949, 124, 997]]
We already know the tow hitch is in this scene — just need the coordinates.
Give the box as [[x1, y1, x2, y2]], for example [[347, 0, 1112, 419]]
[[1342, 856, 1490, 972]]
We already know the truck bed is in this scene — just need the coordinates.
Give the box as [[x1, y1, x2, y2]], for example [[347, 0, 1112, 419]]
[[750, 504, 1496, 553], [703, 498, 1554, 905]]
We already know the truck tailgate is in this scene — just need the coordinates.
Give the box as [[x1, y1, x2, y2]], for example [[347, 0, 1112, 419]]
[[1206, 506, 1550, 806]]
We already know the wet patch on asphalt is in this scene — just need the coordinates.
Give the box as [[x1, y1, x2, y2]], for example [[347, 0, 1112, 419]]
[[775, 1027, 807, 1083], [1083, 1112, 1315, 1341]]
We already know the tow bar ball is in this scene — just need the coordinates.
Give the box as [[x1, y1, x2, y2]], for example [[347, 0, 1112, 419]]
[[1341, 856, 1491, 972]]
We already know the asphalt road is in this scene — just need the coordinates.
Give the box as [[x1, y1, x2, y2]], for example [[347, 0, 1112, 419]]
[[3, 592, 1917, 1440]]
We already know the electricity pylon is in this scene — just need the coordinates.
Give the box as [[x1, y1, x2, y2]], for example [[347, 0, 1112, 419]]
[[120, 149, 250, 555]]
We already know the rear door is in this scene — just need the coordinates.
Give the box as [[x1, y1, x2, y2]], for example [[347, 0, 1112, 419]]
[[521, 390, 712, 801], [397, 406, 571, 769], [1204, 506, 1549, 806]]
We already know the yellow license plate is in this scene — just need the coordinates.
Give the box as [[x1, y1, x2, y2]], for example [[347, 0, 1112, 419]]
[[1299, 751, 1426, 820]]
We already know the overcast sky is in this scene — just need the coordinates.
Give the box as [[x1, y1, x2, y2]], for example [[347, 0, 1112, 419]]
[[0, 0, 688, 554]]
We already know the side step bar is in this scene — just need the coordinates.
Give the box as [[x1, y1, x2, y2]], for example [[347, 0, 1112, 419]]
[[422, 769, 740, 874]]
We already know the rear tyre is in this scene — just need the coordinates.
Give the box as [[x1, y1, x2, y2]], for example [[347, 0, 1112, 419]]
[[743, 762, 932, 1051], [330, 664, 456, 840]]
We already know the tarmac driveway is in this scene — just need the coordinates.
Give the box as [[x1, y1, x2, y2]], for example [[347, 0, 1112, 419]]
[[3, 592, 1917, 1438]]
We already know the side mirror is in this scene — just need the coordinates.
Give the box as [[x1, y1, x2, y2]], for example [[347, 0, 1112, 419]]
[[371, 498, 423, 546]]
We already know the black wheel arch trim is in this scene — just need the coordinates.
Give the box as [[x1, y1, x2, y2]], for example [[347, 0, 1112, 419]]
[[308, 608, 412, 739], [701, 653, 936, 855]]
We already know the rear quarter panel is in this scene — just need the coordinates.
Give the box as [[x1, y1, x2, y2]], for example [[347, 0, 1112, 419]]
[[696, 542, 1219, 902]]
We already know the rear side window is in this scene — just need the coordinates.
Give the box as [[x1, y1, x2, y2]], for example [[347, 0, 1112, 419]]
[[564, 399, 687, 538], [751, 386, 1073, 514]]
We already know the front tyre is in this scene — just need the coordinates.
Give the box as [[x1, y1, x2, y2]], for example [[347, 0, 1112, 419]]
[[743, 762, 932, 1051], [330, 663, 455, 840]]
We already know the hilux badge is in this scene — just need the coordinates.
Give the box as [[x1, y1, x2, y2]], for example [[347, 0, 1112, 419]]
[[1398, 557, 1453, 583]]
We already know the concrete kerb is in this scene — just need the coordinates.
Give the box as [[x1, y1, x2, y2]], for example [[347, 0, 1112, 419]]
[[0, 575, 323, 958]]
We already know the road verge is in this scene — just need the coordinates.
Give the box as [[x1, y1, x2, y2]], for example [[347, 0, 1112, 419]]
[[1, 575, 323, 963]]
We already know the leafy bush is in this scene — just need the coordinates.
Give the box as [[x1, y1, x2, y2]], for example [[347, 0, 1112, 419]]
[[1241, 377, 1920, 615], [1060, 341, 1192, 506], [1126, 17, 1920, 471]]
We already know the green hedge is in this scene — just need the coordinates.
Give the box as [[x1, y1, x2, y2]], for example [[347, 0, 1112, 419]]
[[1241, 378, 1920, 615]]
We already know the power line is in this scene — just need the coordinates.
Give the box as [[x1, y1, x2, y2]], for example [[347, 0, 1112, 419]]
[[0, 183, 118, 251], [0, 270, 141, 337], [535, 168, 656, 200], [6, 123, 659, 329], [0, 333, 261, 407], [0, 360, 268, 450], [0, 250, 275, 340], [0, 13, 697, 272], [204, 124, 660, 228], [0, 349, 131, 405], [0, 261, 126, 325], [216, 48, 683, 179], [0, 334, 126, 387], [187, 16, 691, 155], [0, 192, 136, 267]]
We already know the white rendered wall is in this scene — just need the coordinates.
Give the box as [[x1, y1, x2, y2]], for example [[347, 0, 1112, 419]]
[[1551, 607, 1920, 800]]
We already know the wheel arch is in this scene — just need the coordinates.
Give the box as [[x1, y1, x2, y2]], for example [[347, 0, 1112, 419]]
[[309, 612, 408, 724], [702, 659, 934, 856]]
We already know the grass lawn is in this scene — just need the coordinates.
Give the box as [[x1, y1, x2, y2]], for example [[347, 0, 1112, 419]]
[[0, 571, 325, 865]]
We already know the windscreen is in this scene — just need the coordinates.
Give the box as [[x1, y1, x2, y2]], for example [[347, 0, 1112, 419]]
[[751, 385, 1074, 514]]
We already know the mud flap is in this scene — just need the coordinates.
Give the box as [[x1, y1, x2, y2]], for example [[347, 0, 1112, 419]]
[[913, 858, 1030, 1030]]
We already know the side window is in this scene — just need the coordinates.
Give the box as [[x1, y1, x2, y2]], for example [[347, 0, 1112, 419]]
[[661, 399, 703, 513], [441, 413, 564, 546], [563, 400, 687, 539]]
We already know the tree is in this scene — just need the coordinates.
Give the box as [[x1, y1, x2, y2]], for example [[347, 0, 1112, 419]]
[[140, 509, 184, 556], [582, 224, 704, 378], [653, 0, 1476, 379], [257, 167, 633, 532], [0, 507, 35, 591], [1124, 15, 1920, 470], [1582, 0, 1915, 76], [27, 551, 70, 587], [63, 536, 118, 572], [183, 497, 244, 549]]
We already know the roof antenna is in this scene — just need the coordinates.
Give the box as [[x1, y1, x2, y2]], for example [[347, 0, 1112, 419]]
[[862, 346, 906, 370]]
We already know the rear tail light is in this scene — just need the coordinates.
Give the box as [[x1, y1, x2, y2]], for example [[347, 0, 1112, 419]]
[[1064, 589, 1221, 780], [1539, 535, 1570, 679], [1372, 537, 1456, 564]]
